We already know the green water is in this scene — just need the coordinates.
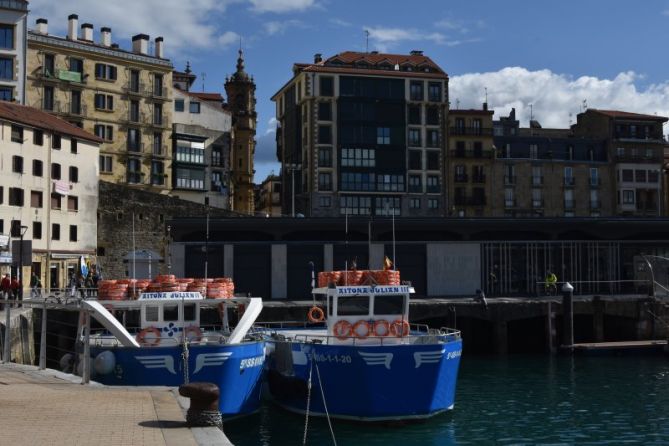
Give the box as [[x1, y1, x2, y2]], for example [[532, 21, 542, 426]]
[[225, 355, 669, 445]]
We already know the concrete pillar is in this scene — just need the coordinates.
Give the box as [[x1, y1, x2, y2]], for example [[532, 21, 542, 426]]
[[592, 296, 604, 342], [271, 244, 287, 299], [636, 299, 653, 340], [562, 282, 574, 350], [223, 245, 233, 278], [324, 244, 333, 271], [493, 320, 508, 355], [369, 243, 384, 270], [170, 244, 185, 278]]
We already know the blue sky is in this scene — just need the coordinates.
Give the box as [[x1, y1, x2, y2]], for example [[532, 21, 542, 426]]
[[30, 0, 669, 182]]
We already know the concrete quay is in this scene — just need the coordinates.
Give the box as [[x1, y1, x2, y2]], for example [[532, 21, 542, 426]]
[[0, 363, 232, 446]]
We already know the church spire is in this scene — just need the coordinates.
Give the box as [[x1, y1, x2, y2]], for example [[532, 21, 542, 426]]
[[236, 48, 245, 75]]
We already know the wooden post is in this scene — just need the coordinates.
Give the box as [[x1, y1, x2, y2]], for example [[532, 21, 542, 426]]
[[39, 300, 47, 369]]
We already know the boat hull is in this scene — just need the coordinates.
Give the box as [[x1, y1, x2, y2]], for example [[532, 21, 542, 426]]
[[90, 342, 265, 417], [266, 334, 462, 421]]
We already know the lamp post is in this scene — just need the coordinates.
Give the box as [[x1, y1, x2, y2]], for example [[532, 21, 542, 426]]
[[18, 225, 27, 301]]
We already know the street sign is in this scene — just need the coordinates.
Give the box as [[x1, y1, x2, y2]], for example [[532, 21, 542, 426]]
[[11, 240, 32, 266]]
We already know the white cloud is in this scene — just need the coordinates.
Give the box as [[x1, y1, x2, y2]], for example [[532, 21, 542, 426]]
[[29, 0, 240, 55], [434, 18, 469, 33], [249, 0, 315, 13], [365, 26, 475, 52], [265, 117, 278, 134], [450, 67, 669, 128], [218, 31, 240, 47], [330, 18, 352, 27], [264, 19, 304, 35]]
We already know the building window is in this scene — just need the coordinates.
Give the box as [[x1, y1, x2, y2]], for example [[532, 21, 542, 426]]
[[100, 155, 113, 173], [43, 86, 54, 111], [341, 172, 375, 191], [12, 155, 22, 173], [9, 220, 21, 237], [376, 174, 405, 192], [428, 82, 441, 102], [153, 74, 164, 97], [71, 139, 77, 154], [153, 133, 163, 155], [341, 148, 374, 167], [211, 145, 223, 166], [67, 196, 78, 211], [69, 58, 83, 74], [408, 151, 422, 170], [94, 124, 113, 141], [532, 188, 543, 208], [51, 163, 61, 180], [426, 151, 439, 170], [426, 175, 440, 193], [176, 145, 205, 164], [504, 188, 515, 207], [30, 191, 43, 208], [317, 125, 332, 144], [375, 197, 401, 216], [43, 54, 55, 77], [318, 102, 332, 121], [94, 94, 114, 111], [408, 128, 421, 146], [319, 147, 332, 167], [320, 76, 333, 96], [50, 193, 61, 210], [622, 190, 635, 204], [564, 166, 574, 185], [427, 198, 439, 209], [426, 130, 439, 147], [127, 158, 142, 184], [410, 198, 421, 209], [189, 101, 201, 113], [130, 100, 140, 122], [0, 56, 13, 80], [564, 189, 574, 209], [0, 24, 14, 49], [153, 103, 163, 125], [0, 86, 12, 101], [175, 99, 184, 112], [530, 144, 538, 159], [33, 130, 44, 146], [590, 189, 599, 209], [410, 81, 423, 101], [127, 128, 141, 151], [8, 187, 23, 206], [151, 161, 164, 185], [319, 196, 331, 208], [589, 168, 599, 186], [69, 225, 77, 242], [648, 170, 659, 183], [94, 63, 117, 80], [33, 222, 42, 240], [52, 134, 61, 149], [33, 160, 43, 177], [318, 172, 332, 191], [377, 127, 390, 145], [129, 69, 140, 92], [408, 105, 421, 125], [621, 169, 633, 182], [408, 174, 422, 192], [69, 166, 78, 183], [340, 195, 371, 215], [635, 169, 647, 182], [11, 124, 22, 143], [70, 90, 82, 114], [175, 168, 205, 190]]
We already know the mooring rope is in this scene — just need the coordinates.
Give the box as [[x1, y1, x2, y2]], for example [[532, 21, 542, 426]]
[[314, 358, 337, 446], [182, 338, 190, 385], [302, 355, 314, 445]]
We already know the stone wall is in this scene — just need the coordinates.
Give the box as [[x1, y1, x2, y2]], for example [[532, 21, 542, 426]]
[[98, 181, 239, 279]]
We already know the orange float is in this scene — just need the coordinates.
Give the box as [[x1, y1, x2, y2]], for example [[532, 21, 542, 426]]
[[136, 327, 162, 346], [333, 320, 352, 340]]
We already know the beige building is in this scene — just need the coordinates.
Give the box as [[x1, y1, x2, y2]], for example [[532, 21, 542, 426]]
[[0, 100, 101, 290], [0, 0, 28, 103], [257, 174, 282, 217], [26, 15, 173, 193]]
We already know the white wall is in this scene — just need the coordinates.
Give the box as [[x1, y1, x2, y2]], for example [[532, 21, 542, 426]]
[[427, 243, 481, 296], [173, 89, 231, 131], [0, 8, 27, 103]]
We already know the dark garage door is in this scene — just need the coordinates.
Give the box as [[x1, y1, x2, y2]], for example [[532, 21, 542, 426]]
[[333, 243, 369, 272], [385, 244, 426, 296], [287, 245, 324, 299], [185, 244, 224, 278], [234, 245, 271, 299]]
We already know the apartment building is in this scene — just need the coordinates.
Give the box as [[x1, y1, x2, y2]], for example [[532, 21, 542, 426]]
[[26, 15, 173, 192], [272, 50, 449, 217], [492, 109, 611, 217], [448, 106, 494, 217], [572, 109, 667, 216], [0, 0, 27, 103], [0, 100, 101, 289], [172, 87, 232, 209], [257, 174, 282, 217]]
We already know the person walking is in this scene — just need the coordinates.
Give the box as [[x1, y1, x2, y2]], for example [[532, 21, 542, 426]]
[[10, 275, 20, 301], [30, 272, 41, 298], [545, 271, 558, 296]]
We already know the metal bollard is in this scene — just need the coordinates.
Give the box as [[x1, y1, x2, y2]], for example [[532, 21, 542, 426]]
[[179, 382, 222, 428], [562, 282, 574, 351], [39, 300, 47, 369]]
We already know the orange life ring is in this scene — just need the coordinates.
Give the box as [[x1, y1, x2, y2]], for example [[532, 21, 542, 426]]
[[390, 319, 410, 337], [184, 326, 202, 342], [333, 320, 352, 340], [352, 320, 371, 339], [373, 319, 390, 337], [307, 306, 325, 323], [136, 327, 161, 346]]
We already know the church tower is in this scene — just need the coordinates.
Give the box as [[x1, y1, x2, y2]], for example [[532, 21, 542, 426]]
[[224, 49, 257, 214]]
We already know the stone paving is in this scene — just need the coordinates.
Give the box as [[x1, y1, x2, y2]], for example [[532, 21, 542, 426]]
[[0, 363, 199, 446]]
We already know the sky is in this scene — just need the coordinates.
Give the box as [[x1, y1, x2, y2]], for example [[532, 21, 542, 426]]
[[28, 0, 669, 182]]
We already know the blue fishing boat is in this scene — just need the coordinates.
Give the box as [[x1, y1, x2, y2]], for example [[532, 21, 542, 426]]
[[84, 291, 265, 418], [263, 281, 462, 421]]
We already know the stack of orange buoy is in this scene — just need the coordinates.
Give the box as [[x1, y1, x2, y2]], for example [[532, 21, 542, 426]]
[[97, 275, 236, 300], [186, 279, 208, 296], [98, 279, 129, 300], [317, 271, 342, 287], [317, 270, 402, 287]]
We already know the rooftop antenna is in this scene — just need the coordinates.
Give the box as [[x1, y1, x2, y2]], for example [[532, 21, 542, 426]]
[[201, 72, 206, 92], [569, 112, 573, 126], [365, 29, 369, 53], [529, 103, 533, 122], [582, 99, 587, 112], [456, 98, 460, 109], [484, 87, 488, 103]]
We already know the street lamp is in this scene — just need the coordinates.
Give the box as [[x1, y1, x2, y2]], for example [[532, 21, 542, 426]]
[[18, 225, 27, 301]]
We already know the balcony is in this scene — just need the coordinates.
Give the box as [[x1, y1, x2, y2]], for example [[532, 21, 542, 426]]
[[55, 69, 84, 84], [67, 103, 87, 118], [472, 174, 486, 183], [532, 199, 544, 208], [127, 142, 144, 153], [454, 174, 468, 183], [564, 177, 575, 187], [615, 154, 662, 163], [614, 131, 664, 142], [123, 82, 144, 96], [450, 149, 493, 159], [504, 175, 516, 185], [449, 126, 493, 136], [147, 85, 168, 100], [150, 114, 167, 128], [152, 144, 168, 156], [564, 200, 575, 209]]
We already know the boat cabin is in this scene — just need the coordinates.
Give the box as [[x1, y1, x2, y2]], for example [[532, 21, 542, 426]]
[[138, 291, 203, 331], [316, 285, 414, 339]]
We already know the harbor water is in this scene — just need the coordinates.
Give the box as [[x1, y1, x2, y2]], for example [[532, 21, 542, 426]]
[[225, 354, 669, 445]]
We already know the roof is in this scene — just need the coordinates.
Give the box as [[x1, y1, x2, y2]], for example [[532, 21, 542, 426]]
[[588, 109, 668, 122], [449, 109, 494, 116], [0, 101, 102, 143], [187, 92, 224, 102]]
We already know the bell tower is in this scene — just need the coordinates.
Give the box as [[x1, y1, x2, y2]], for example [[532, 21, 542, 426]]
[[224, 48, 257, 214]]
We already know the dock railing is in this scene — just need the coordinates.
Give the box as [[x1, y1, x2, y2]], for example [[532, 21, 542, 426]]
[[533, 279, 668, 298]]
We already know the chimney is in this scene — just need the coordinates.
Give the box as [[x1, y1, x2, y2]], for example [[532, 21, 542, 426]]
[[483, 102, 488, 111], [111, 43, 119, 49], [67, 14, 78, 41], [410, 50, 423, 56], [313, 53, 322, 64], [35, 18, 48, 34], [100, 27, 111, 46], [154, 36, 163, 58], [132, 34, 149, 55], [81, 23, 93, 41]]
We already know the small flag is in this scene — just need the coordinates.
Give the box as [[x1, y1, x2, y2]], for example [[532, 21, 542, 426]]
[[383, 256, 393, 271]]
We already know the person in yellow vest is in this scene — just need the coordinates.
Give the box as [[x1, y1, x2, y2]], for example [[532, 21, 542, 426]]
[[545, 271, 558, 295]]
